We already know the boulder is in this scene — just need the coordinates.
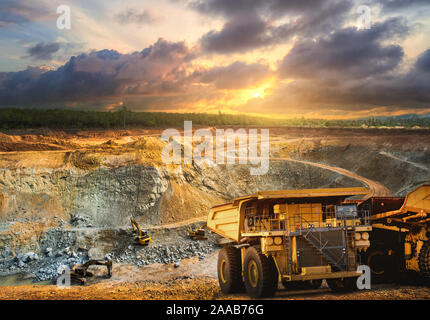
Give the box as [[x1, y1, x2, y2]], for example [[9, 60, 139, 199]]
[[2, 248, 12, 258], [24, 251, 38, 262], [88, 247, 103, 260]]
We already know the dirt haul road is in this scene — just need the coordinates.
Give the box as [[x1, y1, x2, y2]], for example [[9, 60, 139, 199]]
[[278, 157, 391, 198], [234, 152, 391, 198]]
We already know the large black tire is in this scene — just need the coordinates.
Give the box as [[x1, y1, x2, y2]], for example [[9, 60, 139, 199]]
[[217, 246, 244, 294], [243, 247, 278, 298], [365, 247, 394, 284], [327, 277, 357, 292], [418, 241, 430, 283]]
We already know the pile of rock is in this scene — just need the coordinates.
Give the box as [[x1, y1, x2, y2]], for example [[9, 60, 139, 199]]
[[70, 213, 93, 227], [111, 239, 219, 267], [34, 248, 86, 282], [15, 251, 39, 268]]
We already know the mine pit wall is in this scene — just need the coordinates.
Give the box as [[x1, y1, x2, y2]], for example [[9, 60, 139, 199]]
[[0, 166, 166, 227], [294, 142, 430, 195], [0, 160, 363, 257]]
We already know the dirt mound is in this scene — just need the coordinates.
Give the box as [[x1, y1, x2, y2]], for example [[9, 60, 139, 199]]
[[0, 132, 77, 152], [0, 133, 13, 143], [0, 141, 65, 152], [65, 151, 101, 170]]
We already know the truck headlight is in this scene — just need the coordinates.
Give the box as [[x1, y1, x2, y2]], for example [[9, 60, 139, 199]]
[[355, 233, 362, 241], [266, 237, 274, 245], [361, 232, 369, 240]]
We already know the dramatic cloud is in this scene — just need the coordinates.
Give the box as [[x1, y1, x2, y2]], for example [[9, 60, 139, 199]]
[[199, 0, 354, 53], [414, 49, 430, 72], [378, 0, 430, 10], [1, 0, 430, 116], [233, 19, 430, 116], [240, 45, 430, 115], [200, 13, 273, 54], [189, 0, 262, 17], [190, 0, 335, 19], [0, 39, 195, 105], [26, 42, 61, 60], [194, 61, 272, 89], [0, 0, 52, 28], [115, 8, 159, 25], [278, 18, 409, 79]]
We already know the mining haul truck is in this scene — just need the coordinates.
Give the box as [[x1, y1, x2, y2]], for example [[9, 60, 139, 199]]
[[207, 187, 372, 298], [355, 185, 430, 283]]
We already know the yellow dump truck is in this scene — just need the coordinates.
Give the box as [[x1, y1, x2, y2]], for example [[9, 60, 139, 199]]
[[358, 185, 430, 282], [207, 187, 372, 298]]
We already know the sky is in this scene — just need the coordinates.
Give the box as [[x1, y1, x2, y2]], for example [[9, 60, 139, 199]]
[[0, 0, 430, 119]]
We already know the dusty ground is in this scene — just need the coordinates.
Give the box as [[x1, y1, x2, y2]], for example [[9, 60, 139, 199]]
[[4, 243, 428, 300], [0, 250, 429, 300], [2, 280, 430, 300], [1, 271, 430, 300]]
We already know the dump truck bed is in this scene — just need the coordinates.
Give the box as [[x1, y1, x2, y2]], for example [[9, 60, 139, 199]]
[[371, 184, 430, 226], [207, 187, 369, 242]]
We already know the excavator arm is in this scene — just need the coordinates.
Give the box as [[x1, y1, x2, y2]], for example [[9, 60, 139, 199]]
[[130, 217, 151, 246]]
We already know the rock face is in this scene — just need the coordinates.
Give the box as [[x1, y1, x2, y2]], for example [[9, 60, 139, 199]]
[[72, 166, 166, 226], [0, 160, 360, 228], [0, 165, 166, 226]]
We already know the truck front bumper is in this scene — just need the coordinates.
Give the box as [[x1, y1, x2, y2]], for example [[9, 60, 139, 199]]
[[285, 270, 362, 282]]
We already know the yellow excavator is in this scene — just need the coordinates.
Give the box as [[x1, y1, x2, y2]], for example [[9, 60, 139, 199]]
[[189, 226, 207, 240], [130, 217, 151, 246], [58, 259, 113, 286]]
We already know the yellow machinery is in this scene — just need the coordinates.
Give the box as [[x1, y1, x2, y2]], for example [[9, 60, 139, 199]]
[[58, 259, 112, 286], [207, 187, 372, 298], [364, 185, 430, 282], [189, 226, 207, 240], [130, 217, 151, 246]]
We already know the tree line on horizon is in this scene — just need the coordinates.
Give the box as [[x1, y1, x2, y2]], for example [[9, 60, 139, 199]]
[[1, 108, 430, 130]]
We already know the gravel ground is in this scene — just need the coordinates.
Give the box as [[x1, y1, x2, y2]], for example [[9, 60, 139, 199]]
[[0, 277, 429, 300]]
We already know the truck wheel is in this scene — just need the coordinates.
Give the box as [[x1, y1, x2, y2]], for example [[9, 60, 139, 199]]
[[327, 277, 357, 292], [418, 241, 430, 282], [243, 247, 278, 298], [217, 246, 244, 294], [365, 248, 393, 283]]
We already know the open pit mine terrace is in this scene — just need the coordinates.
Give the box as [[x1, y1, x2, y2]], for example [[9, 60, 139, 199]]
[[1, 127, 430, 300]]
